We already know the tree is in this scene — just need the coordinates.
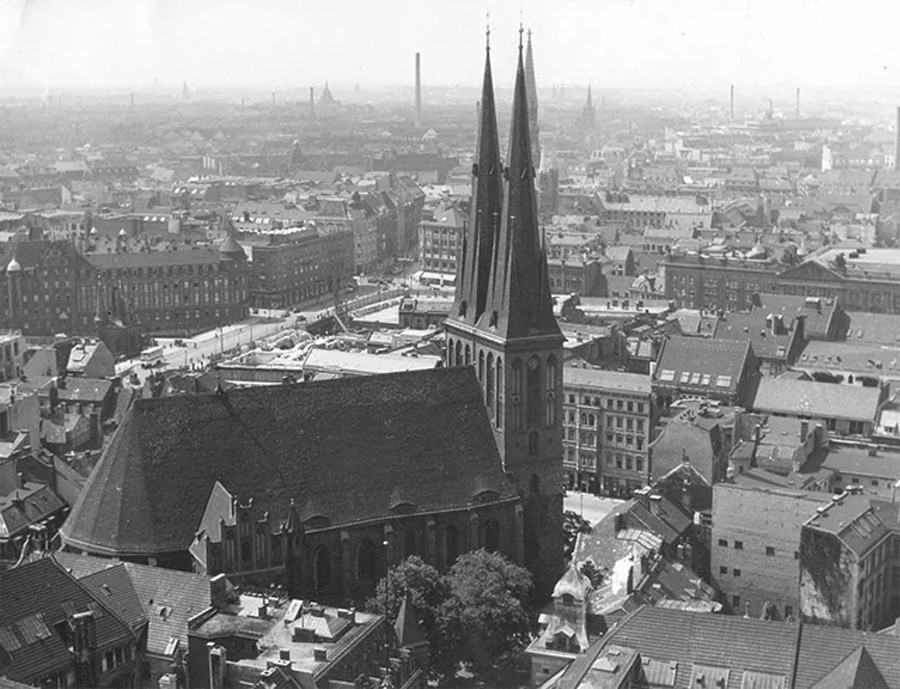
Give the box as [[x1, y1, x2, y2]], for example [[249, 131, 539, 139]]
[[563, 510, 592, 560], [365, 556, 457, 681], [579, 558, 605, 588], [443, 549, 535, 675]]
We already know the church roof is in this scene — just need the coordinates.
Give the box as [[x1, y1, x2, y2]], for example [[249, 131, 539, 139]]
[[218, 232, 247, 261], [60, 367, 516, 557]]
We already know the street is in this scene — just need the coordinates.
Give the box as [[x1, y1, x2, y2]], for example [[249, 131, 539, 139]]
[[564, 491, 624, 527]]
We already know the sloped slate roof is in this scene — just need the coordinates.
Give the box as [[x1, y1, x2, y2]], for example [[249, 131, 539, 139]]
[[0, 557, 135, 682], [61, 367, 514, 556]]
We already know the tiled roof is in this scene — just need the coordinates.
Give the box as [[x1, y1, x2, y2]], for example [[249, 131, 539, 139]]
[[79, 564, 147, 632], [0, 557, 135, 682], [653, 337, 752, 395], [0, 483, 66, 540], [55, 552, 213, 658], [560, 606, 799, 689], [841, 311, 900, 346], [803, 496, 898, 557], [713, 313, 796, 360], [795, 625, 900, 688], [61, 367, 515, 556], [751, 378, 880, 423], [797, 340, 900, 376], [750, 294, 836, 340], [810, 646, 889, 689]]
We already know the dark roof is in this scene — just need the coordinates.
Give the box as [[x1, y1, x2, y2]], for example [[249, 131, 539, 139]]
[[653, 336, 752, 395], [750, 293, 837, 340], [56, 378, 114, 404], [1, 240, 93, 273], [55, 552, 213, 657], [713, 313, 796, 360], [0, 557, 135, 682], [79, 564, 147, 632], [0, 483, 66, 541], [61, 367, 515, 556]]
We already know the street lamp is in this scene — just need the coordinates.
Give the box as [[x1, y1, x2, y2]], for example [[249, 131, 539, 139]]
[[382, 539, 391, 669]]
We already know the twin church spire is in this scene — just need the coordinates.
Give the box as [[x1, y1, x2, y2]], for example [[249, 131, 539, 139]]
[[452, 26, 558, 341]]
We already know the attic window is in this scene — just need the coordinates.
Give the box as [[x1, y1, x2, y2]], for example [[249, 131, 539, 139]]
[[659, 369, 675, 382], [715, 376, 732, 388]]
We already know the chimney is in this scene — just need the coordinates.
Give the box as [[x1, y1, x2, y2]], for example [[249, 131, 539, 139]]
[[796, 87, 800, 117], [648, 493, 662, 517], [208, 643, 227, 689], [309, 87, 316, 120], [279, 649, 291, 662], [414, 52, 422, 129], [209, 573, 228, 609], [730, 84, 735, 120], [17, 472, 25, 489], [313, 647, 327, 662], [800, 419, 809, 444]]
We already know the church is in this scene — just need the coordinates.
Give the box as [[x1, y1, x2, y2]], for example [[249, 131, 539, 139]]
[[60, 29, 564, 601]]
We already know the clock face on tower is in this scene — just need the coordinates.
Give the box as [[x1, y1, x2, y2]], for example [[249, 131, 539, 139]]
[[528, 357, 539, 370]]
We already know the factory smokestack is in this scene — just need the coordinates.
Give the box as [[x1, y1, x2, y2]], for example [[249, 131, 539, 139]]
[[415, 52, 422, 129], [796, 87, 800, 118], [730, 84, 735, 120], [310, 87, 315, 120]]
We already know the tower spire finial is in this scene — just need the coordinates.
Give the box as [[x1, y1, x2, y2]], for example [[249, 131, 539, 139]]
[[519, 13, 524, 49], [485, 12, 490, 49]]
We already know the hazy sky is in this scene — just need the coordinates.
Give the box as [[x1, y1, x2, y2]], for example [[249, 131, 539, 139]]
[[1, 0, 900, 94]]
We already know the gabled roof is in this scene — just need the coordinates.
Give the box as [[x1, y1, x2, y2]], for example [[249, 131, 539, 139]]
[[811, 646, 889, 689], [55, 552, 213, 658], [60, 367, 516, 557], [394, 596, 427, 650], [0, 483, 66, 540], [79, 564, 147, 633], [653, 336, 752, 395], [0, 557, 136, 682]]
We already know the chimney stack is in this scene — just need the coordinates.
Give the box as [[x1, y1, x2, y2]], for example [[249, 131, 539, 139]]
[[309, 87, 315, 120], [415, 52, 422, 129], [730, 84, 734, 120]]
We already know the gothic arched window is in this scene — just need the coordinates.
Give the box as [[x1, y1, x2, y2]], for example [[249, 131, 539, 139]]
[[455, 340, 462, 367], [478, 350, 485, 383], [481, 518, 500, 553], [356, 539, 377, 583], [527, 356, 542, 427], [529, 431, 539, 457], [465, 345, 471, 366], [313, 545, 331, 590]]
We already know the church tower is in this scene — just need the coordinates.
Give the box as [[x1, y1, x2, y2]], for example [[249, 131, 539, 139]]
[[446, 26, 564, 596], [524, 30, 541, 171]]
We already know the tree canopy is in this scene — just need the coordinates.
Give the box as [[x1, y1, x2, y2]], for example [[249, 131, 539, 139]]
[[366, 549, 535, 681]]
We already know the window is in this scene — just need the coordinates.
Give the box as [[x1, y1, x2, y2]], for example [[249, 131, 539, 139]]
[[719, 566, 728, 575], [733, 595, 741, 608], [718, 538, 728, 547], [785, 605, 793, 619], [636, 457, 644, 472], [607, 399, 614, 409], [617, 400, 623, 410], [627, 401, 634, 412], [734, 541, 744, 550], [733, 569, 742, 577], [637, 403, 644, 413], [794, 551, 800, 560], [766, 546, 775, 556]]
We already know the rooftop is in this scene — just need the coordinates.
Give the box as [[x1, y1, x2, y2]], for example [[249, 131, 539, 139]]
[[751, 378, 881, 423], [653, 337, 752, 394], [563, 368, 651, 395]]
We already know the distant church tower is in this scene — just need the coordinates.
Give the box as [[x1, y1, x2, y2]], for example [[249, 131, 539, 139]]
[[445, 25, 564, 596], [582, 84, 596, 131]]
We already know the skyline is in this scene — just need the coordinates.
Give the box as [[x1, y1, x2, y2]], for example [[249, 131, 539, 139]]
[[1, 0, 900, 96]]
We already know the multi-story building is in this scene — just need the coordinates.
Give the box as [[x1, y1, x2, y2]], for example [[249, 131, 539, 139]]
[[547, 257, 605, 296], [418, 205, 464, 277], [652, 336, 759, 409], [2, 239, 100, 335], [87, 238, 250, 337], [562, 367, 652, 494], [712, 482, 831, 619], [666, 247, 900, 315], [248, 228, 355, 309], [0, 331, 24, 382], [800, 492, 900, 631]]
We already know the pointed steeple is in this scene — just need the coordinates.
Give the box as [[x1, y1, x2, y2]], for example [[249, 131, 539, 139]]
[[524, 29, 541, 167], [452, 17, 502, 325], [478, 27, 559, 340]]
